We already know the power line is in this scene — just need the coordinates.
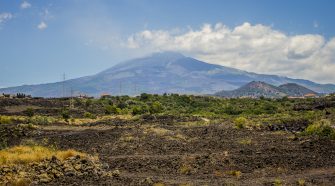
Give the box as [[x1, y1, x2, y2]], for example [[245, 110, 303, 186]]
[[119, 82, 122, 95], [62, 73, 66, 97]]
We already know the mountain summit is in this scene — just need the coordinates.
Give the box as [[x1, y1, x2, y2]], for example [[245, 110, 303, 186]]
[[215, 81, 287, 98], [214, 81, 319, 98], [1, 52, 334, 97]]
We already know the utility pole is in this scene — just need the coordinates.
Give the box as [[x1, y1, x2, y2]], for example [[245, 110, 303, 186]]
[[62, 73, 66, 97], [119, 82, 122, 96], [70, 88, 74, 109]]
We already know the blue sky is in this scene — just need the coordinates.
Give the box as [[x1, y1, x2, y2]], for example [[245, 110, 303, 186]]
[[1, 0, 335, 87]]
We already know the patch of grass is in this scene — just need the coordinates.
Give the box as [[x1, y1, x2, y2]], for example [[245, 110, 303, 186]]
[[120, 134, 135, 142], [303, 119, 335, 139], [179, 164, 192, 175], [238, 139, 252, 145], [153, 183, 165, 186], [0, 145, 86, 166], [0, 115, 12, 124], [225, 170, 242, 178], [273, 178, 283, 186], [234, 116, 247, 129], [7, 177, 31, 186], [84, 112, 97, 119], [297, 179, 305, 186]]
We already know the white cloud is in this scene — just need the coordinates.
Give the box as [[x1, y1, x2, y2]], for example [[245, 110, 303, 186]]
[[0, 12, 13, 24], [37, 21, 47, 30], [125, 22, 335, 83], [20, 1, 31, 9]]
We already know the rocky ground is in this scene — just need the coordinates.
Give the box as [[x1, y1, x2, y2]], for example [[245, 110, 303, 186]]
[[1, 117, 335, 185]]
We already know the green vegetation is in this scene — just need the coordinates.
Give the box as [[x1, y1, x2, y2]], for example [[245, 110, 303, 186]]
[[24, 107, 35, 117], [61, 110, 70, 122], [303, 119, 335, 139], [273, 178, 283, 186], [1, 94, 334, 137], [234, 117, 248, 129], [84, 112, 97, 119]]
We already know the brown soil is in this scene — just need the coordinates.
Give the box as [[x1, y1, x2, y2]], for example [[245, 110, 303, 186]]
[[2, 120, 334, 186]]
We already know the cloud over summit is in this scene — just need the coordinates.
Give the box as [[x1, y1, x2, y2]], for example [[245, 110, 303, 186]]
[[126, 22, 335, 83]]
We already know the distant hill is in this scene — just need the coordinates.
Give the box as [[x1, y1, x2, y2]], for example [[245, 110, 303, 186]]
[[278, 83, 318, 97], [215, 81, 320, 98], [215, 81, 287, 98], [1, 52, 335, 97]]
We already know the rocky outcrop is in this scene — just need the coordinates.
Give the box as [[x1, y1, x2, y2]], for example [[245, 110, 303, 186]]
[[0, 155, 119, 185]]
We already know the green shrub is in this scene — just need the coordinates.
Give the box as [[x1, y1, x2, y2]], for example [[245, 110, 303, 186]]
[[24, 108, 35, 117], [140, 93, 151, 101], [61, 110, 70, 122], [150, 101, 164, 114], [132, 104, 149, 115], [262, 102, 278, 114], [83, 112, 97, 119], [29, 116, 50, 125], [117, 102, 128, 109], [105, 105, 121, 115], [223, 105, 242, 115], [85, 99, 93, 108], [234, 116, 247, 129], [303, 119, 335, 139]]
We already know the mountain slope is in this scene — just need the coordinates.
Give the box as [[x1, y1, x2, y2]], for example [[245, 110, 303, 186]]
[[1, 52, 335, 97], [215, 81, 287, 98], [279, 83, 318, 97]]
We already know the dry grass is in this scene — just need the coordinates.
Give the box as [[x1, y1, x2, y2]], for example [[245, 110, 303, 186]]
[[238, 138, 252, 145], [225, 170, 242, 178], [0, 145, 86, 165], [69, 115, 134, 125], [177, 120, 209, 127], [179, 164, 192, 175], [144, 126, 188, 141], [297, 179, 306, 186], [153, 183, 165, 186]]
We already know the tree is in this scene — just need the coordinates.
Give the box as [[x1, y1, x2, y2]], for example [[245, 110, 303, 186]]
[[25, 108, 35, 117], [105, 105, 121, 115], [150, 101, 164, 114], [61, 110, 70, 122]]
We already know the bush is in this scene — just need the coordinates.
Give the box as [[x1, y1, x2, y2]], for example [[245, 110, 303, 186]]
[[29, 116, 50, 125], [132, 106, 142, 115], [303, 119, 335, 139], [223, 105, 242, 115], [85, 99, 93, 108], [24, 108, 35, 117], [150, 101, 164, 114], [234, 116, 247, 129], [140, 93, 151, 101], [61, 110, 70, 122], [117, 102, 128, 109], [83, 112, 97, 119], [262, 102, 278, 114], [105, 105, 121, 115], [132, 104, 149, 115]]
